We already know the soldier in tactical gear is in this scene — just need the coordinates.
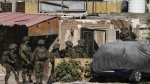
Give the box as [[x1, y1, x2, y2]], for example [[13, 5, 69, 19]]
[[19, 36, 33, 83], [32, 39, 49, 84], [2, 50, 9, 67], [74, 39, 88, 58], [48, 43, 61, 84], [49, 43, 60, 74], [5, 43, 20, 84], [120, 27, 137, 41], [64, 40, 76, 59]]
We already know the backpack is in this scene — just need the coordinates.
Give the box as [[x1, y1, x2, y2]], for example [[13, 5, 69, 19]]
[[2, 51, 9, 64], [36, 47, 47, 60]]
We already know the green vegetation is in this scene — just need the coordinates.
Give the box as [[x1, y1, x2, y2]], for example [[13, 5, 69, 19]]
[[53, 60, 84, 82]]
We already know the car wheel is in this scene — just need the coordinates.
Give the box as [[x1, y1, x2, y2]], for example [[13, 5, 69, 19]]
[[89, 76, 105, 83], [129, 70, 142, 83]]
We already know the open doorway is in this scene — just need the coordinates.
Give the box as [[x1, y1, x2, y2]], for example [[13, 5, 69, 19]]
[[81, 28, 94, 58]]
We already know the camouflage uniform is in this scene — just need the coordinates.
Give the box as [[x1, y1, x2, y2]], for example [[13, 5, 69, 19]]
[[74, 39, 88, 58], [120, 27, 137, 41], [32, 39, 49, 84], [65, 41, 76, 59], [49, 43, 60, 76], [19, 36, 33, 83], [2, 50, 9, 67], [5, 44, 20, 84]]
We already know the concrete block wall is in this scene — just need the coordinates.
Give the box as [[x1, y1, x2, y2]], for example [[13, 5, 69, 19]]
[[106, 29, 117, 42]]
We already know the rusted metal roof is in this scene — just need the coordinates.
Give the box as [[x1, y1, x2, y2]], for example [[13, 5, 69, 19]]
[[0, 12, 56, 27], [111, 20, 129, 29]]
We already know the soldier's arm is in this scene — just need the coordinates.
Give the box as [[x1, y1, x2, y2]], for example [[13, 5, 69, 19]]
[[31, 49, 37, 62], [20, 45, 30, 63], [45, 50, 49, 60], [5, 56, 13, 64], [49, 52, 55, 62]]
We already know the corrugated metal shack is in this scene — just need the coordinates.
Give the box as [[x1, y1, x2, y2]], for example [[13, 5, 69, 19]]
[[0, 12, 59, 74]]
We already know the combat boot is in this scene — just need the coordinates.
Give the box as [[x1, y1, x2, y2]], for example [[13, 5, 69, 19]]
[[16, 79, 20, 84], [5, 80, 8, 84], [33, 78, 39, 84], [28, 75, 33, 83], [22, 79, 28, 84], [39, 82, 43, 84]]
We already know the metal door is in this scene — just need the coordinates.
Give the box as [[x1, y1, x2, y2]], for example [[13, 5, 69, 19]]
[[81, 28, 94, 58]]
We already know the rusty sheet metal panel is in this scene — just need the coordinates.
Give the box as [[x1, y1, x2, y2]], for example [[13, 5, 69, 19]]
[[0, 12, 56, 27], [28, 18, 59, 36], [111, 20, 129, 29]]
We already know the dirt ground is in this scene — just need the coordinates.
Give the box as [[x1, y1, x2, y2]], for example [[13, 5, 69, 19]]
[[0, 71, 47, 84]]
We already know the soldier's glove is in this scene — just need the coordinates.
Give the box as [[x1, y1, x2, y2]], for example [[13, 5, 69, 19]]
[[27, 61, 31, 65], [12, 61, 15, 64]]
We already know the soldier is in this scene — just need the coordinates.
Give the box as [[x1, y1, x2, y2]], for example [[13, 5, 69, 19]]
[[2, 50, 9, 68], [74, 39, 88, 58], [32, 39, 49, 84], [120, 27, 137, 41], [5, 43, 20, 84], [49, 43, 60, 75], [48, 43, 60, 84], [19, 36, 33, 83], [64, 40, 76, 59]]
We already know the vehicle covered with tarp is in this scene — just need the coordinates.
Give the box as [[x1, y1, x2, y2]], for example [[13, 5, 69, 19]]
[[91, 41, 150, 83]]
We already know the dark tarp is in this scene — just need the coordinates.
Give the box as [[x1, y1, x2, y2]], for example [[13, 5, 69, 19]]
[[91, 41, 150, 73]]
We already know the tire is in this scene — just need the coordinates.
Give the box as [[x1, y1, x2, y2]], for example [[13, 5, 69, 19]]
[[89, 76, 105, 83], [129, 70, 142, 83]]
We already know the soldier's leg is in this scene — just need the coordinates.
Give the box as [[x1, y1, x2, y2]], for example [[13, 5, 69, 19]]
[[22, 66, 28, 83], [34, 62, 40, 84], [39, 62, 44, 84], [48, 62, 54, 80], [27, 67, 33, 83], [12, 68, 20, 84], [4, 68, 11, 84]]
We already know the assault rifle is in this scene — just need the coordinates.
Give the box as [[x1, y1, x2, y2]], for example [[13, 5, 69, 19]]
[[23, 47, 34, 69], [8, 54, 19, 75], [60, 49, 66, 58]]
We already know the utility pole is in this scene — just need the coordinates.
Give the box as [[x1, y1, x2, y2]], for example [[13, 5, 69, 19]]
[[61, 0, 63, 13], [38, 0, 39, 13]]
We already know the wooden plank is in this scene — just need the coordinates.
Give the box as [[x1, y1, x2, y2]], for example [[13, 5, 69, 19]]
[[40, 1, 69, 9], [28, 18, 59, 36]]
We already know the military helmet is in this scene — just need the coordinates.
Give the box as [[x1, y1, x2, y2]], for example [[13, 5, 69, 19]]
[[23, 36, 30, 42], [78, 39, 85, 47], [65, 40, 73, 46], [38, 39, 45, 44], [53, 43, 60, 49], [78, 39, 85, 43], [9, 43, 17, 49]]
